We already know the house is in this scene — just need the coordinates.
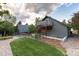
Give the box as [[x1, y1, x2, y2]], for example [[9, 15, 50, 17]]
[[17, 21, 29, 34], [36, 16, 70, 41]]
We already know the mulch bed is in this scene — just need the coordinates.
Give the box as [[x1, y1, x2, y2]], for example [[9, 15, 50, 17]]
[[0, 36, 13, 40], [39, 36, 66, 53]]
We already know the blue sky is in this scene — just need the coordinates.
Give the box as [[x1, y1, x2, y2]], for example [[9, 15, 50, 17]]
[[49, 3, 79, 22]]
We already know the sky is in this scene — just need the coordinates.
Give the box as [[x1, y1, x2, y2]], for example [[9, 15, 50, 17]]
[[49, 3, 79, 22], [1, 3, 79, 25]]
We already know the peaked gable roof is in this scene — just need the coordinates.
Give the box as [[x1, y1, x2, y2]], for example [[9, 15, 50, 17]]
[[42, 16, 68, 28], [17, 21, 28, 26]]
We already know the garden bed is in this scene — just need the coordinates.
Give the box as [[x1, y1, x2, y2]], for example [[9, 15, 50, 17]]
[[0, 36, 13, 40]]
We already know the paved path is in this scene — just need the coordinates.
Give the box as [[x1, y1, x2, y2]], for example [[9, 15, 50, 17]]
[[0, 36, 20, 56], [61, 37, 79, 56]]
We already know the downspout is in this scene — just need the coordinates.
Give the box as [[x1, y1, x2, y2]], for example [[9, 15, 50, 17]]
[[62, 36, 68, 41]]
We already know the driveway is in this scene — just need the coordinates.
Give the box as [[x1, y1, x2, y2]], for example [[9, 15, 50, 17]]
[[0, 36, 21, 56], [0, 39, 13, 56], [61, 36, 79, 56]]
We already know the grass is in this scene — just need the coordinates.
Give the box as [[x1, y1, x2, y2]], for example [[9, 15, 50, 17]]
[[10, 37, 64, 56]]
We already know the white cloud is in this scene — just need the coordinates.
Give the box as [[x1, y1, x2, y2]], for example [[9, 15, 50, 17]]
[[1, 3, 61, 25]]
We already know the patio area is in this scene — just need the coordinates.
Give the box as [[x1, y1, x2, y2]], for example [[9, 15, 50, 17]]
[[62, 36, 79, 56]]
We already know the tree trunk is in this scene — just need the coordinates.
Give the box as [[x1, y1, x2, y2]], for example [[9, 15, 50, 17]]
[[3, 31, 6, 36], [78, 30, 79, 34]]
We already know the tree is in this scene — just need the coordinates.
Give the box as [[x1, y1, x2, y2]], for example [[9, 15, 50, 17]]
[[0, 10, 10, 17], [62, 19, 66, 24], [28, 24, 36, 33], [67, 20, 72, 28], [71, 11, 79, 34], [8, 15, 16, 24], [35, 17, 41, 39], [0, 5, 2, 9], [0, 21, 15, 36], [0, 4, 16, 24]]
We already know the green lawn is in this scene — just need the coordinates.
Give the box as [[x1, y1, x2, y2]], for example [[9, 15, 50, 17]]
[[10, 37, 64, 56]]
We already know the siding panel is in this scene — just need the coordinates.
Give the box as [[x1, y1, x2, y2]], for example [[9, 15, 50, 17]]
[[44, 17, 68, 39]]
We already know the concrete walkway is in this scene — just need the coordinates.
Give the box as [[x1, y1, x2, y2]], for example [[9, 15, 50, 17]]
[[0, 36, 20, 56], [0, 39, 12, 56], [61, 37, 79, 56]]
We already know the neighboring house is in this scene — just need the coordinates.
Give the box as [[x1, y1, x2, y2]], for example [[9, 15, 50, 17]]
[[17, 21, 29, 34], [37, 16, 69, 41], [71, 28, 79, 34]]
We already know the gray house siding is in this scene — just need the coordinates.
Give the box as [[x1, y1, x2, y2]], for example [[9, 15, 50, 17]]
[[18, 24, 28, 33], [42, 16, 68, 40]]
